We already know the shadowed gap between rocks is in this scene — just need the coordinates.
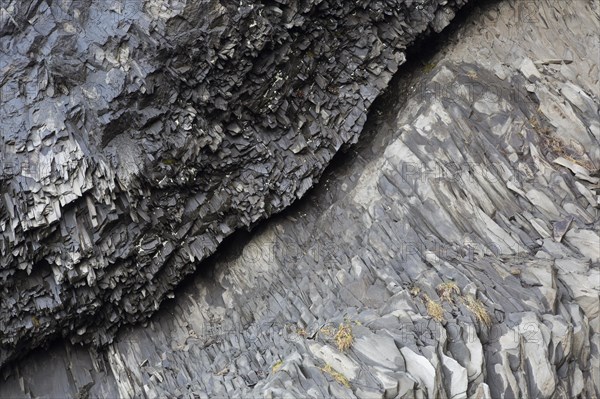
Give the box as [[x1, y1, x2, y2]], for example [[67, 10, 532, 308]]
[[172, 0, 493, 297], [121, 0, 495, 344]]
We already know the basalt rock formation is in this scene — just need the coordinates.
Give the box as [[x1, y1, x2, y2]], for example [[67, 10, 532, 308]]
[[2, 0, 600, 398], [0, 0, 469, 369]]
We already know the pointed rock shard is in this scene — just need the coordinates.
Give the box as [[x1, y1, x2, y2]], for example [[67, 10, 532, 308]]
[[552, 217, 573, 243]]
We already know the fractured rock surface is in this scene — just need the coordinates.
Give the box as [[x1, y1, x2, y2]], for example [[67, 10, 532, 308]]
[[1, 0, 598, 397], [0, 0, 468, 367]]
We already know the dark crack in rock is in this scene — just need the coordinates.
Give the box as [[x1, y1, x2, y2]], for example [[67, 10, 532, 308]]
[[0, 0, 470, 368]]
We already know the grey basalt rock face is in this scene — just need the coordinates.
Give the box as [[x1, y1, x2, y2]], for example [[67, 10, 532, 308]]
[[1, 0, 598, 397], [0, 0, 469, 368]]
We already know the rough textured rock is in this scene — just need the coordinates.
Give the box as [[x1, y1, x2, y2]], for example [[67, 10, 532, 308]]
[[1, 0, 599, 397], [0, 0, 468, 367]]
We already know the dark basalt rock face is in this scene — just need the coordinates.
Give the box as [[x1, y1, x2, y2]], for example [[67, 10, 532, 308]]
[[0, 0, 468, 368], [1, 0, 599, 397]]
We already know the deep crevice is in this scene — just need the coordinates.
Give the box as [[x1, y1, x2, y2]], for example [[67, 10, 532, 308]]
[[165, 0, 499, 308]]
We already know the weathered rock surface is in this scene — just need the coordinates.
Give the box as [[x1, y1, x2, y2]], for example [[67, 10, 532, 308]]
[[1, 0, 600, 398], [0, 0, 468, 367]]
